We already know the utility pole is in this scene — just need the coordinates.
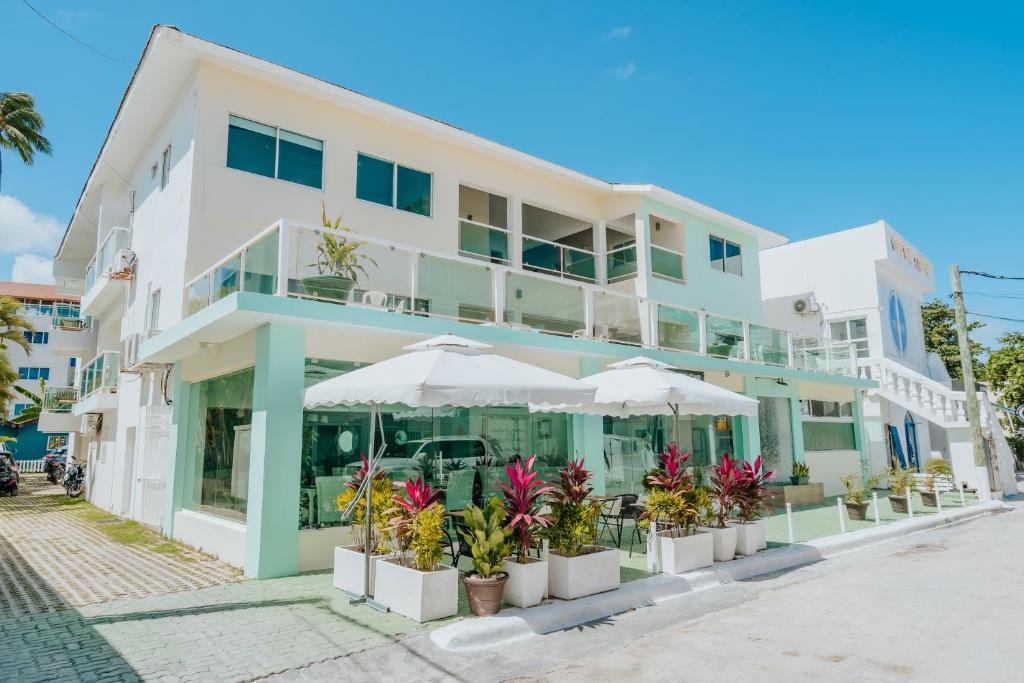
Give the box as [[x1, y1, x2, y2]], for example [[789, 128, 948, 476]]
[[949, 264, 996, 493]]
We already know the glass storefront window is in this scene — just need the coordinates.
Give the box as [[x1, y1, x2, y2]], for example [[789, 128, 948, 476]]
[[758, 397, 794, 481], [192, 367, 255, 519]]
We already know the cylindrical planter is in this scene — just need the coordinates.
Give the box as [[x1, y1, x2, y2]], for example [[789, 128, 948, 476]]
[[730, 522, 761, 556], [503, 556, 547, 608], [657, 529, 714, 574], [699, 525, 738, 562], [889, 495, 909, 514], [548, 547, 620, 600], [920, 491, 938, 507], [463, 573, 508, 616], [845, 501, 869, 521]]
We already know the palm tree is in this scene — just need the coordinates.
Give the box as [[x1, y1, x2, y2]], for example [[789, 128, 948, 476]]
[[8, 379, 44, 426], [0, 353, 17, 418], [0, 92, 53, 190], [0, 296, 33, 354]]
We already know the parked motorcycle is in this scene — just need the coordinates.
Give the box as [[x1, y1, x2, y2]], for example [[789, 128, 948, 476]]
[[64, 463, 85, 498], [44, 448, 67, 485], [0, 451, 19, 496]]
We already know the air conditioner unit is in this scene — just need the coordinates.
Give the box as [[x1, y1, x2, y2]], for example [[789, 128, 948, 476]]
[[792, 294, 821, 316], [109, 248, 137, 281]]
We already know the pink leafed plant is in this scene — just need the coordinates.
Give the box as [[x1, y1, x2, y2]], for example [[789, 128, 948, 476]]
[[735, 455, 776, 523], [709, 453, 743, 528], [388, 476, 443, 541], [555, 458, 593, 507], [645, 442, 693, 494], [344, 453, 385, 491], [500, 455, 554, 562]]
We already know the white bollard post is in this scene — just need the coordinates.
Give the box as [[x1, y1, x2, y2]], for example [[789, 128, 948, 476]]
[[786, 503, 795, 543], [872, 491, 880, 525], [906, 486, 914, 519], [837, 497, 846, 533], [959, 485, 966, 507], [542, 538, 550, 597], [935, 482, 942, 512]]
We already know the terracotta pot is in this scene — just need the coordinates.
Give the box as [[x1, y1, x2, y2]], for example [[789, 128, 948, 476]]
[[463, 573, 508, 616], [889, 495, 909, 514], [845, 500, 869, 521]]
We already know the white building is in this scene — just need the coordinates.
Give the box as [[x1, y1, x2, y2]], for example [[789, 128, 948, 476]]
[[761, 220, 1017, 495]]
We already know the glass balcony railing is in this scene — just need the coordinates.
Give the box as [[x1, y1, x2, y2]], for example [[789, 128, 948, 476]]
[[650, 245, 685, 282], [53, 315, 90, 331], [606, 244, 638, 282], [182, 220, 857, 378], [85, 227, 131, 293], [458, 220, 510, 265], [79, 351, 119, 399], [522, 236, 596, 282], [43, 386, 80, 413]]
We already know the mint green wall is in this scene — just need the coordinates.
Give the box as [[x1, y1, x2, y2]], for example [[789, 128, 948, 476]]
[[748, 377, 806, 466], [641, 196, 764, 323], [164, 364, 196, 536], [244, 323, 306, 579], [573, 357, 606, 494], [852, 389, 870, 483]]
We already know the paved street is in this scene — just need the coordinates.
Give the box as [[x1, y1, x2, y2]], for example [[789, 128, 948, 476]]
[[273, 500, 1024, 682]]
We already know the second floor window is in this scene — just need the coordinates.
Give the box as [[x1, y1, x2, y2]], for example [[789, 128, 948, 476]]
[[23, 331, 49, 344], [18, 367, 50, 381], [356, 153, 431, 217], [227, 115, 323, 190], [829, 318, 869, 358], [709, 235, 742, 275], [147, 289, 162, 332]]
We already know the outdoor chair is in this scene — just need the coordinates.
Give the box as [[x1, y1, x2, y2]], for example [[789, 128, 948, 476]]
[[445, 470, 476, 519], [443, 521, 472, 568], [361, 290, 388, 308], [599, 493, 638, 547], [627, 501, 647, 557]]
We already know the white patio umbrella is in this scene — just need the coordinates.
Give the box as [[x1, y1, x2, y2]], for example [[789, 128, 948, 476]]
[[303, 333, 596, 605]]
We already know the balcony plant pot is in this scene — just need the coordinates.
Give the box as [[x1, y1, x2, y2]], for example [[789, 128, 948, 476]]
[[699, 525, 739, 562], [332, 545, 396, 597], [790, 476, 810, 486], [730, 522, 762, 556], [374, 558, 458, 623], [462, 573, 508, 617], [889, 495, 910, 514], [503, 556, 547, 608], [657, 529, 714, 574], [845, 500, 869, 521], [547, 546, 620, 600], [919, 491, 938, 507], [299, 275, 355, 302]]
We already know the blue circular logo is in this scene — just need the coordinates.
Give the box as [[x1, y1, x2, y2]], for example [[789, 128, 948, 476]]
[[888, 291, 908, 355]]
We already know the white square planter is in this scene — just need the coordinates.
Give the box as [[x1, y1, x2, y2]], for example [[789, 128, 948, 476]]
[[332, 545, 396, 596], [503, 556, 547, 607], [755, 519, 768, 549], [731, 523, 761, 557], [374, 558, 458, 623], [658, 530, 714, 574], [698, 525, 737, 562], [548, 547, 620, 600]]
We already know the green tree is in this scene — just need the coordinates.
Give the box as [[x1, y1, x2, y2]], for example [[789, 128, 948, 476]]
[[0, 295, 35, 417], [7, 379, 44, 426], [0, 92, 53, 189], [983, 332, 1024, 459], [0, 354, 16, 417], [920, 298, 986, 379]]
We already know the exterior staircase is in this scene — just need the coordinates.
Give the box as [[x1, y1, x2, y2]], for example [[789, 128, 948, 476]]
[[856, 357, 981, 430]]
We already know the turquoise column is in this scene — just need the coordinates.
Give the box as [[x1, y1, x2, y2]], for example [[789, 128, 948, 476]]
[[574, 357, 606, 494], [737, 376, 762, 464], [164, 363, 194, 537], [852, 389, 870, 483], [789, 395, 806, 465], [245, 323, 306, 579]]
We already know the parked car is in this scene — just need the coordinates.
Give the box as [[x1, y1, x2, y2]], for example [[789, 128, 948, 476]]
[[0, 447, 20, 496], [341, 435, 504, 483]]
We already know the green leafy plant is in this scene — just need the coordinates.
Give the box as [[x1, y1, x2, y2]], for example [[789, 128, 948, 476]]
[[888, 466, 916, 496], [841, 473, 880, 505], [735, 456, 775, 523], [334, 456, 396, 555], [638, 488, 688, 531], [459, 496, 512, 578], [388, 477, 446, 571], [312, 205, 377, 282], [547, 459, 600, 557], [640, 444, 699, 536], [688, 485, 714, 528], [792, 461, 810, 478], [407, 504, 446, 572]]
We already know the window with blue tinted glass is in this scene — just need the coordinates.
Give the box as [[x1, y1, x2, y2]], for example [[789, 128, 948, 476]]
[[13, 403, 30, 416], [709, 236, 725, 270], [23, 331, 48, 344], [356, 154, 394, 206], [396, 165, 431, 216], [277, 129, 323, 189], [18, 367, 48, 380], [709, 235, 742, 275], [227, 115, 276, 179], [724, 240, 742, 275]]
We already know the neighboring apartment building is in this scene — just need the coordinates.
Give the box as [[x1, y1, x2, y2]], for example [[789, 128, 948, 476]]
[[0, 282, 94, 460], [48, 26, 874, 579], [761, 221, 1018, 496]]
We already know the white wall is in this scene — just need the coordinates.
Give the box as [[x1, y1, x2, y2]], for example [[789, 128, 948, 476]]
[[804, 450, 862, 497]]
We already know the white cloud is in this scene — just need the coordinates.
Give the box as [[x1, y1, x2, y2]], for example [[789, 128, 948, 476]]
[[606, 26, 632, 40], [611, 61, 637, 81], [0, 194, 63, 254], [11, 254, 55, 284]]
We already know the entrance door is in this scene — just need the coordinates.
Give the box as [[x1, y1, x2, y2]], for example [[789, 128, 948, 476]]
[[904, 413, 920, 470], [758, 397, 795, 479]]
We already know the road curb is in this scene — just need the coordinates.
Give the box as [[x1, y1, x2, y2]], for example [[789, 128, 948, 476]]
[[431, 500, 1004, 651]]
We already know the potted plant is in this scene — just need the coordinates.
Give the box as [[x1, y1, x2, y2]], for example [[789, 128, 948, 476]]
[[732, 455, 775, 555], [546, 459, 619, 600], [375, 478, 457, 622], [887, 465, 916, 514], [300, 206, 376, 302], [640, 444, 713, 574], [459, 496, 512, 616], [841, 473, 879, 521], [332, 456, 397, 596], [501, 455, 553, 608], [700, 453, 742, 562], [790, 461, 810, 486], [920, 459, 952, 507]]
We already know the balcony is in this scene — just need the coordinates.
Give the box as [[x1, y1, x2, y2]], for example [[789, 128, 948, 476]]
[[458, 219, 510, 265], [606, 244, 638, 283], [180, 220, 860, 379], [73, 351, 119, 415], [82, 227, 132, 317], [650, 244, 685, 283], [38, 386, 81, 432], [522, 235, 596, 282]]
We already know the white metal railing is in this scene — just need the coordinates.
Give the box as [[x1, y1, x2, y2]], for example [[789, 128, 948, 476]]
[[521, 234, 597, 282], [43, 385, 80, 413], [79, 351, 119, 399], [85, 227, 131, 292], [181, 219, 856, 377], [650, 244, 686, 283]]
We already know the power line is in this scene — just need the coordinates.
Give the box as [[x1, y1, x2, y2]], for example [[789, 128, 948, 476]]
[[964, 292, 1024, 300], [20, 0, 125, 64], [961, 270, 1024, 281], [967, 311, 1024, 324]]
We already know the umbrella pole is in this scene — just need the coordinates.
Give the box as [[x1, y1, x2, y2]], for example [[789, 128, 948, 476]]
[[671, 403, 681, 448], [356, 403, 389, 612]]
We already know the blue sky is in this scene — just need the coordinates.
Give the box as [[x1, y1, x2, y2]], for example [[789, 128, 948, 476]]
[[2, 1, 1021, 346]]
